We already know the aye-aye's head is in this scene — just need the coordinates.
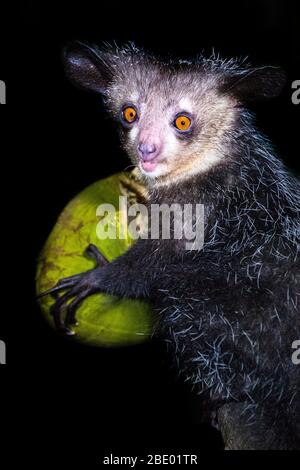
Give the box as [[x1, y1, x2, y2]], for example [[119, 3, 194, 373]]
[[63, 42, 285, 186]]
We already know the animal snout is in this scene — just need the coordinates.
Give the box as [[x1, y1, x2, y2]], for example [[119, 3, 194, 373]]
[[138, 142, 159, 161]]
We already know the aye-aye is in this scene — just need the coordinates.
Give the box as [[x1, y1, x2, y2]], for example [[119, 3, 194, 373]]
[[41, 42, 300, 449]]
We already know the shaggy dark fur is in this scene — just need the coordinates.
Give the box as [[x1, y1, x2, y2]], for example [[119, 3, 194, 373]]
[[41, 42, 300, 449]]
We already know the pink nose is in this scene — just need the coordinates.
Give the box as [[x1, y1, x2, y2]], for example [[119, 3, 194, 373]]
[[138, 142, 159, 161]]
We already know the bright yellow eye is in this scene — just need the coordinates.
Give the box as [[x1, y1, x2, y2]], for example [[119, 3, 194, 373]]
[[123, 106, 137, 123], [175, 115, 192, 131]]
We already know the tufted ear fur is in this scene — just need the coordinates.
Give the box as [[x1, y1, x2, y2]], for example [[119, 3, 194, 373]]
[[220, 66, 286, 102]]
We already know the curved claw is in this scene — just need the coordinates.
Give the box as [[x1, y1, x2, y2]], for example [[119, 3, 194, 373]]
[[65, 288, 90, 325], [58, 325, 76, 336], [49, 269, 101, 334], [37, 244, 106, 335], [50, 287, 89, 336], [50, 285, 82, 334], [37, 273, 84, 299], [85, 243, 109, 266], [37, 245, 108, 300]]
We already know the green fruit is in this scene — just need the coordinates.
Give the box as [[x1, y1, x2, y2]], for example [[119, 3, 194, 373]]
[[36, 172, 153, 347]]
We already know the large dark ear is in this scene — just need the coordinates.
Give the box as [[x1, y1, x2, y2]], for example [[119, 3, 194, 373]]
[[62, 41, 113, 94], [221, 66, 286, 102]]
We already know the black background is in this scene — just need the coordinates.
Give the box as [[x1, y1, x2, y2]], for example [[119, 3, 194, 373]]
[[1, 0, 300, 464]]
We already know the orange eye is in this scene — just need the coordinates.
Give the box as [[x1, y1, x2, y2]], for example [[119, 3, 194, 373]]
[[123, 106, 138, 123], [175, 115, 192, 132]]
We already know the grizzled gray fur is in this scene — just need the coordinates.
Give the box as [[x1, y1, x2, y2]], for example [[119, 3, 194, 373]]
[[43, 42, 300, 449]]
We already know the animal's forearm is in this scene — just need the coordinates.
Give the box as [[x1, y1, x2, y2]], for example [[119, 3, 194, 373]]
[[97, 240, 163, 299], [97, 242, 230, 301]]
